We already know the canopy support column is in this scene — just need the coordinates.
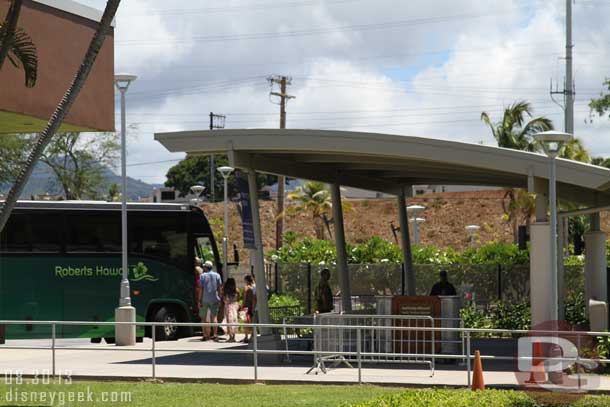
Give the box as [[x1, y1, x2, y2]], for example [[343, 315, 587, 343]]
[[557, 219, 566, 320], [331, 183, 352, 313], [585, 213, 607, 305], [248, 169, 271, 331], [530, 175, 552, 326], [397, 187, 416, 296]]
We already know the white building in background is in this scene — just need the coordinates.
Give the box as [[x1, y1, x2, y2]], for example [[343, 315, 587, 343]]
[[265, 179, 500, 200], [148, 187, 201, 204], [412, 185, 500, 196]]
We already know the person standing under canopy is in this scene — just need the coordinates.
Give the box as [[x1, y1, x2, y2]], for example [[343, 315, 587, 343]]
[[430, 270, 456, 296], [315, 268, 334, 313]]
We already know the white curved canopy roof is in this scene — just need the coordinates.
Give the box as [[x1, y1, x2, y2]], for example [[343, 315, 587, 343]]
[[155, 129, 610, 206]]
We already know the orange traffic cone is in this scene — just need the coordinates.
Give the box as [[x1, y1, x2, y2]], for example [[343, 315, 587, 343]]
[[471, 350, 485, 391], [525, 341, 547, 384]]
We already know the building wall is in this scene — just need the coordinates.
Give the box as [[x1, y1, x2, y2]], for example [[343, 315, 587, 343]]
[[0, 0, 114, 132]]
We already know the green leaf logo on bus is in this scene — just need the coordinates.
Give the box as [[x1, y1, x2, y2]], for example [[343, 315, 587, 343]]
[[131, 262, 158, 282]]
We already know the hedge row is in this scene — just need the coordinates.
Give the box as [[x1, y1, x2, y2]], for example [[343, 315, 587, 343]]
[[268, 236, 596, 266], [346, 389, 610, 407]]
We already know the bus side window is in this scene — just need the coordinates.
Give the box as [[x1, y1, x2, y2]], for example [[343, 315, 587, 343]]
[[131, 213, 188, 268], [0, 214, 30, 252], [30, 213, 61, 252], [66, 214, 102, 252]]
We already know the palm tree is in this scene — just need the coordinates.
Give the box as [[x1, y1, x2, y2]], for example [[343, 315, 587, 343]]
[[482, 101, 553, 243], [559, 138, 590, 163], [0, 0, 121, 233], [591, 156, 610, 169], [481, 101, 553, 152], [287, 181, 332, 239], [0, 0, 37, 87]]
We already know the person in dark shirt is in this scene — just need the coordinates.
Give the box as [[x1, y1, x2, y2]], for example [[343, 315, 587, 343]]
[[315, 268, 334, 313], [430, 270, 456, 296]]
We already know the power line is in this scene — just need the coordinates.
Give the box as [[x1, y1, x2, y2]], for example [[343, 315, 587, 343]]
[[116, 7, 534, 46], [124, 0, 367, 17]]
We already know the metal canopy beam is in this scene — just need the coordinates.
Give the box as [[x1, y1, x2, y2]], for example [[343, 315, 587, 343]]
[[229, 151, 401, 195], [154, 128, 610, 206]]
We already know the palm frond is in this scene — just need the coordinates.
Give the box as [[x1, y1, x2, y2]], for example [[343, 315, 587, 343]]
[[480, 112, 498, 142], [508, 101, 533, 128], [1, 26, 38, 87]]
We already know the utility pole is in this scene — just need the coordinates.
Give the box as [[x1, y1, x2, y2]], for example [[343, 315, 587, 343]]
[[565, 0, 574, 135], [209, 112, 226, 202], [549, 0, 574, 322], [268, 75, 295, 250], [550, 0, 574, 134]]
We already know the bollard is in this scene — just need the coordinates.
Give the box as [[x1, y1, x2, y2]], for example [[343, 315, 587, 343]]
[[356, 328, 362, 384], [466, 331, 471, 388], [152, 326, 156, 379], [52, 323, 56, 378], [253, 329, 258, 381]]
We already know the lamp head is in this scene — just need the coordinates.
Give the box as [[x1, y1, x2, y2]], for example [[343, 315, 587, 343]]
[[407, 205, 426, 214], [533, 131, 572, 158], [190, 185, 205, 196], [114, 73, 138, 91], [217, 166, 235, 178], [465, 225, 480, 233]]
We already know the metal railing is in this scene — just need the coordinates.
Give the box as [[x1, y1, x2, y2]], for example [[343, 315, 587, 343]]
[[0, 319, 609, 390], [308, 314, 436, 376]]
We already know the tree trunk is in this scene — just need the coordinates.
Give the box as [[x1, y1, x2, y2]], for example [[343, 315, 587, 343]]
[[314, 215, 324, 240], [0, 0, 121, 233], [0, 0, 23, 69], [512, 213, 519, 244]]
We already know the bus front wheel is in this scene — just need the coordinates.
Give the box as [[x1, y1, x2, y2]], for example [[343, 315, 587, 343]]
[[154, 306, 180, 341]]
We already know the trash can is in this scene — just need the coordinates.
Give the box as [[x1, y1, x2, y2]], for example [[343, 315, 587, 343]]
[[439, 296, 461, 355]]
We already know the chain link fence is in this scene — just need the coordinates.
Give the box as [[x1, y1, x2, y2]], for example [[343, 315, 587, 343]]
[[268, 262, 585, 312]]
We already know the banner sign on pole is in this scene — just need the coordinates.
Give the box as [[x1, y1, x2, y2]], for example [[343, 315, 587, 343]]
[[236, 170, 256, 249]]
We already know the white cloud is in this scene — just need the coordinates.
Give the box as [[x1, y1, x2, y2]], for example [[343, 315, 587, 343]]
[[96, 0, 610, 183]]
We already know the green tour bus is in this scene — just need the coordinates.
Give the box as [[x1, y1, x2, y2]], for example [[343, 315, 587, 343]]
[[0, 201, 221, 342]]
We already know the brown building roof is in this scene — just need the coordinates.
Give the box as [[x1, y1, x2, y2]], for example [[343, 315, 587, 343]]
[[0, 0, 115, 133]]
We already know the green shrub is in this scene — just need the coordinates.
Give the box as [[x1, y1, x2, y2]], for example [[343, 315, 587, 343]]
[[268, 294, 301, 308], [461, 301, 531, 333], [564, 254, 585, 266], [460, 304, 493, 337], [489, 301, 531, 331], [564, 291, 588, 327], [412, 245, 459, 265], [269, 236, 530, 266], [345, 389, 538, 407], [459, 242, 529, 265], [348, 236, 403, 264]]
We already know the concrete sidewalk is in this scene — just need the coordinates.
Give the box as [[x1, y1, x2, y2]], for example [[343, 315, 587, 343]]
[[0, 335, 607, 392]]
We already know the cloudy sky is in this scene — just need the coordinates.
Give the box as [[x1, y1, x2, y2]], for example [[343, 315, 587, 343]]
[[77, 0, 610, 185]]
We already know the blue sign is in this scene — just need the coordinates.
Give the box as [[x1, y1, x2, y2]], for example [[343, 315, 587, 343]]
[[236, 170, 256, 249]]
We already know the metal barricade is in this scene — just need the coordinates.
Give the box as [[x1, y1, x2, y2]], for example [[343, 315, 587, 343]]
[[282, 315, 314, 362], [307, 313, 436, 376]]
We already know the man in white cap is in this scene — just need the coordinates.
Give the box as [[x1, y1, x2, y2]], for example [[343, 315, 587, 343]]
[[199, 260, 222, 341]]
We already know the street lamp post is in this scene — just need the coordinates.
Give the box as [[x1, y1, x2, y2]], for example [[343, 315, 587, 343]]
[[114, 73, 137, 346], [190, 185, 205, 202], [409, 217, 426, 246], [533, 130, 572, 324], [217, 166, 234, 282], [407, 205, 425, 246], [465, 225, 480, 247]]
